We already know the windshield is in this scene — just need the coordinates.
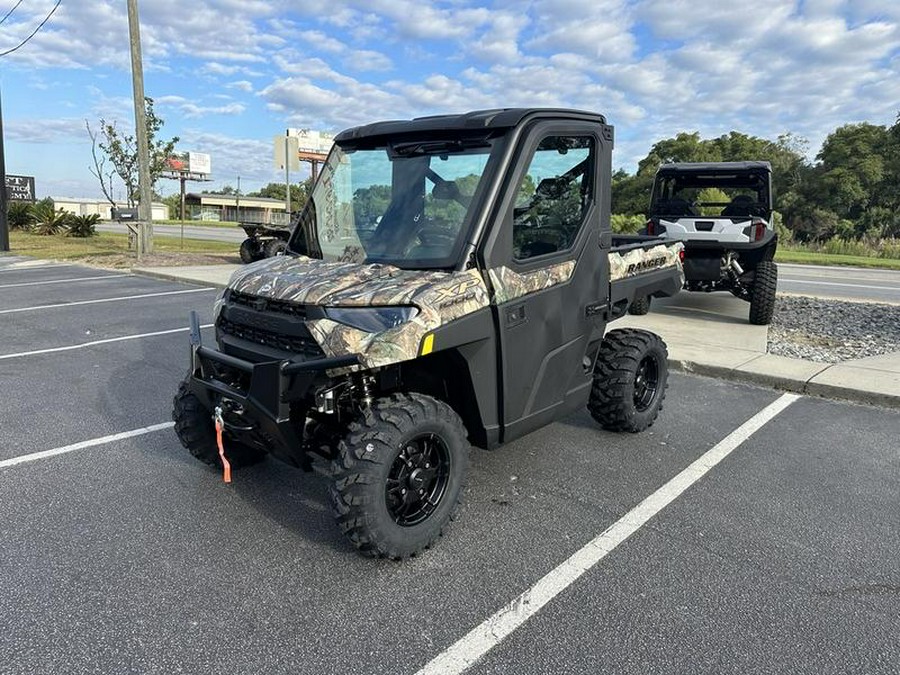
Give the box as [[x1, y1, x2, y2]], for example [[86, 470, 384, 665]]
[[650, 171, 771, 218], [289, 136, 497, 269]]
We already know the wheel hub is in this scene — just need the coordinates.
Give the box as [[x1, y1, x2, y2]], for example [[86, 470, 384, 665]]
[[633, 355, 660, 412], [385, 433, 450, 527]]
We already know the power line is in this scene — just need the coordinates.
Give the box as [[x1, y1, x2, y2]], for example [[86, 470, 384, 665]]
[[0, 0, 61, 57], [0, 0, 26, 27]]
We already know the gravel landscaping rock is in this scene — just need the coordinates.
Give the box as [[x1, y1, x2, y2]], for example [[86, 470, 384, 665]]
[[768, 295, 900, 363]]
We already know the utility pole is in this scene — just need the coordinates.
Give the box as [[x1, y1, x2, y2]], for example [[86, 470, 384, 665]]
[[236, 175, 241, 222], [127, 0, 153, 257], [284, 129, 291, 216], [0, 87, 9, 252]]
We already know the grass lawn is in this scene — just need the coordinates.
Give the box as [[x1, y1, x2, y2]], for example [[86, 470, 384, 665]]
[[775, 248, 900, 270], [8, 230, 237, 267]]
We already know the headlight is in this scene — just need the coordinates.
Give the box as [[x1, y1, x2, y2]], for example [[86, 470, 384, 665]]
[[213, 288, 227, 319], [324, 306, 419, 333]]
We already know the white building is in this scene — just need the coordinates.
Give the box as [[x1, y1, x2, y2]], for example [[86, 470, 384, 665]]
[[50, 198, 168, 221]]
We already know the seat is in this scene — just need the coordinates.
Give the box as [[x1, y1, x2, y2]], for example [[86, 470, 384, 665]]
[[722, 194, 756, 217]]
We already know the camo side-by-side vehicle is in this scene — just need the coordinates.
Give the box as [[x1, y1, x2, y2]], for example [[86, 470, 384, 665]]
[[173, 109, 685, 558]]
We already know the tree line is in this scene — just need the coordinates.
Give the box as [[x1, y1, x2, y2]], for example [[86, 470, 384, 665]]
[[612, 114, 900, 242]]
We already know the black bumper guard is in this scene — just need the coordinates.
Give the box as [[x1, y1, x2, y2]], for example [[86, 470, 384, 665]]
[[186, 311, 359, 456]]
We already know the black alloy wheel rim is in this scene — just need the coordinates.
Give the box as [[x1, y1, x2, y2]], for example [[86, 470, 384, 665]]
[[385, 433, 451, 527], [633, 354, 660, 411]]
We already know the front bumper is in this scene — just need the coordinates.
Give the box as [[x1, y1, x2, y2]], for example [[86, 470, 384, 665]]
[[186, 311, 359, 461]]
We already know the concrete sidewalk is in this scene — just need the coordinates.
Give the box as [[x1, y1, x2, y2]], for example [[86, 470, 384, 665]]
[[618, 294, 900, 409], [134, 263, 900, 409]]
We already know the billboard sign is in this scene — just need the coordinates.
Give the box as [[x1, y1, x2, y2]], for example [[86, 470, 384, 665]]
[[166, 152, 211, 175], [188, 152, 211, 175], [290, 129, 334, 155], [5, 174, 36, 202]]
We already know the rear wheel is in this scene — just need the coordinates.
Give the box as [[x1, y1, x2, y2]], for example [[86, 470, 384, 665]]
[[263, 238, 288, 258], [749, 261, 777, 325], [329, 393, 469, 559], [172, 380, 266, 468], [239, 238, 261, 264], [628, 296, 651, 316], [588, 329, 669, 433]]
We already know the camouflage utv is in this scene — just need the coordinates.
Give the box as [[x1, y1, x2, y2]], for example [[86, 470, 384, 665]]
[[173, 109, 684, 558]]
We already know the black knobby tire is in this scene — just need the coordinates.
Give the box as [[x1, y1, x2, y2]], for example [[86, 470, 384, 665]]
[[329, 393, 469, 559], [588, 328, 669, 433], [263, 238, 288, 258], [172, 380, 266, 468], [239, 238, 260, 264], [749, 260, 777, 325], [628, 296, 651, 316]]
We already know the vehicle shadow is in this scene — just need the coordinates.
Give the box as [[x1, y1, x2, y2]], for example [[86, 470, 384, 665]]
[[98, 342, 353, 555]]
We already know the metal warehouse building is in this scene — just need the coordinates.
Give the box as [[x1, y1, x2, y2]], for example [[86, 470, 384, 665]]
[[183, 193, 289, 224]]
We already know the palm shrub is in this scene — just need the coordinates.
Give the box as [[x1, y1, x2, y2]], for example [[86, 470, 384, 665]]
[[31, 200, 71, 236], [67, 213, 100, 238], [7, 201, 34, 230]]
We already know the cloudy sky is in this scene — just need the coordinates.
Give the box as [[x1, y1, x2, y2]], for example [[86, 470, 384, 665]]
[[1, 0, 898, 199]]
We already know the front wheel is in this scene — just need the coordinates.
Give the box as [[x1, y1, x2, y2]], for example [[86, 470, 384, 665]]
[[329, 393, 469, 559], [749, 261, 777, 325], [588, 329, 669, 433]]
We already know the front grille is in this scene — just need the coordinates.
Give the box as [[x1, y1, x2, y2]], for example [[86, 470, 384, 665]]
[[229, 291, 307, 319], [218, 317, 324, 357]]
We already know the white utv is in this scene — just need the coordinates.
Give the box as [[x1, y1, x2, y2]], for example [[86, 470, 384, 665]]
[[641, 161, 778, 325]]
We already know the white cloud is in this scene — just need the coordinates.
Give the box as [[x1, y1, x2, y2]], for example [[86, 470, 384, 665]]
[[228, 80, 255, 92], [527, 0, 636, 62], [5, 118, 87, 144], [344, 49, 393, 72], [179, 103, 246, 118]]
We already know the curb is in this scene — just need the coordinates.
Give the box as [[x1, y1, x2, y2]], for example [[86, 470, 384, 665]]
[[671, 358, 900, 409], [132, 267, 231, 289]]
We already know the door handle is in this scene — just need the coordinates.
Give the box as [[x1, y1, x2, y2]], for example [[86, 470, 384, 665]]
[[505, 304, 527, 327]]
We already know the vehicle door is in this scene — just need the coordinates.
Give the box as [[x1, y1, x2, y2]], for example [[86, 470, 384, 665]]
[[480, 120, 612, 442]]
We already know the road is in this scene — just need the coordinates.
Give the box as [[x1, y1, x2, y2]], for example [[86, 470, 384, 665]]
[[1, 255, 898, 675], [97, 224, 900, 303], [778, 263, 900, 303], [97, 222, 247, 243]]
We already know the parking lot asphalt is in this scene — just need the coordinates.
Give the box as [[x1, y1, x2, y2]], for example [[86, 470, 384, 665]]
[[1, 256, 898, 675]]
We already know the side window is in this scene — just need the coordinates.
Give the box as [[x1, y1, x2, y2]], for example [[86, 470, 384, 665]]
[[512, 136, 594, 261]]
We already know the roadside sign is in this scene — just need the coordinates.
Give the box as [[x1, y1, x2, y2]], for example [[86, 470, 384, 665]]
[[5, 174, 36, 202], [273, 135, 300, 171]]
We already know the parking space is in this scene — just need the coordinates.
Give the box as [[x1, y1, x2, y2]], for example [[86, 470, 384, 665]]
[[1, 259, 898, 674]]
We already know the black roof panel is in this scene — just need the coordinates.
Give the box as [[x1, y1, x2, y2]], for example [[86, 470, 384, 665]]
[[657, 161, 772, 174], [334, 108, 608, 142]]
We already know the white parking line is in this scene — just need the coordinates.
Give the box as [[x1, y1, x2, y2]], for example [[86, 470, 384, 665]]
[[780, 279, 898, 291], [0, 287, 214, 314], [0, 274, 130, 289], [0, 261, 59, 272], [0, 422, 175, 470], [415, 392, 801, 675], [0, 324, 214, 360]]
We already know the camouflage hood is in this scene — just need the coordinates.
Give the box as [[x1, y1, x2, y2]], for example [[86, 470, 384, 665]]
[[228, 254, 464, 307], [227, 255, 490, 370]]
